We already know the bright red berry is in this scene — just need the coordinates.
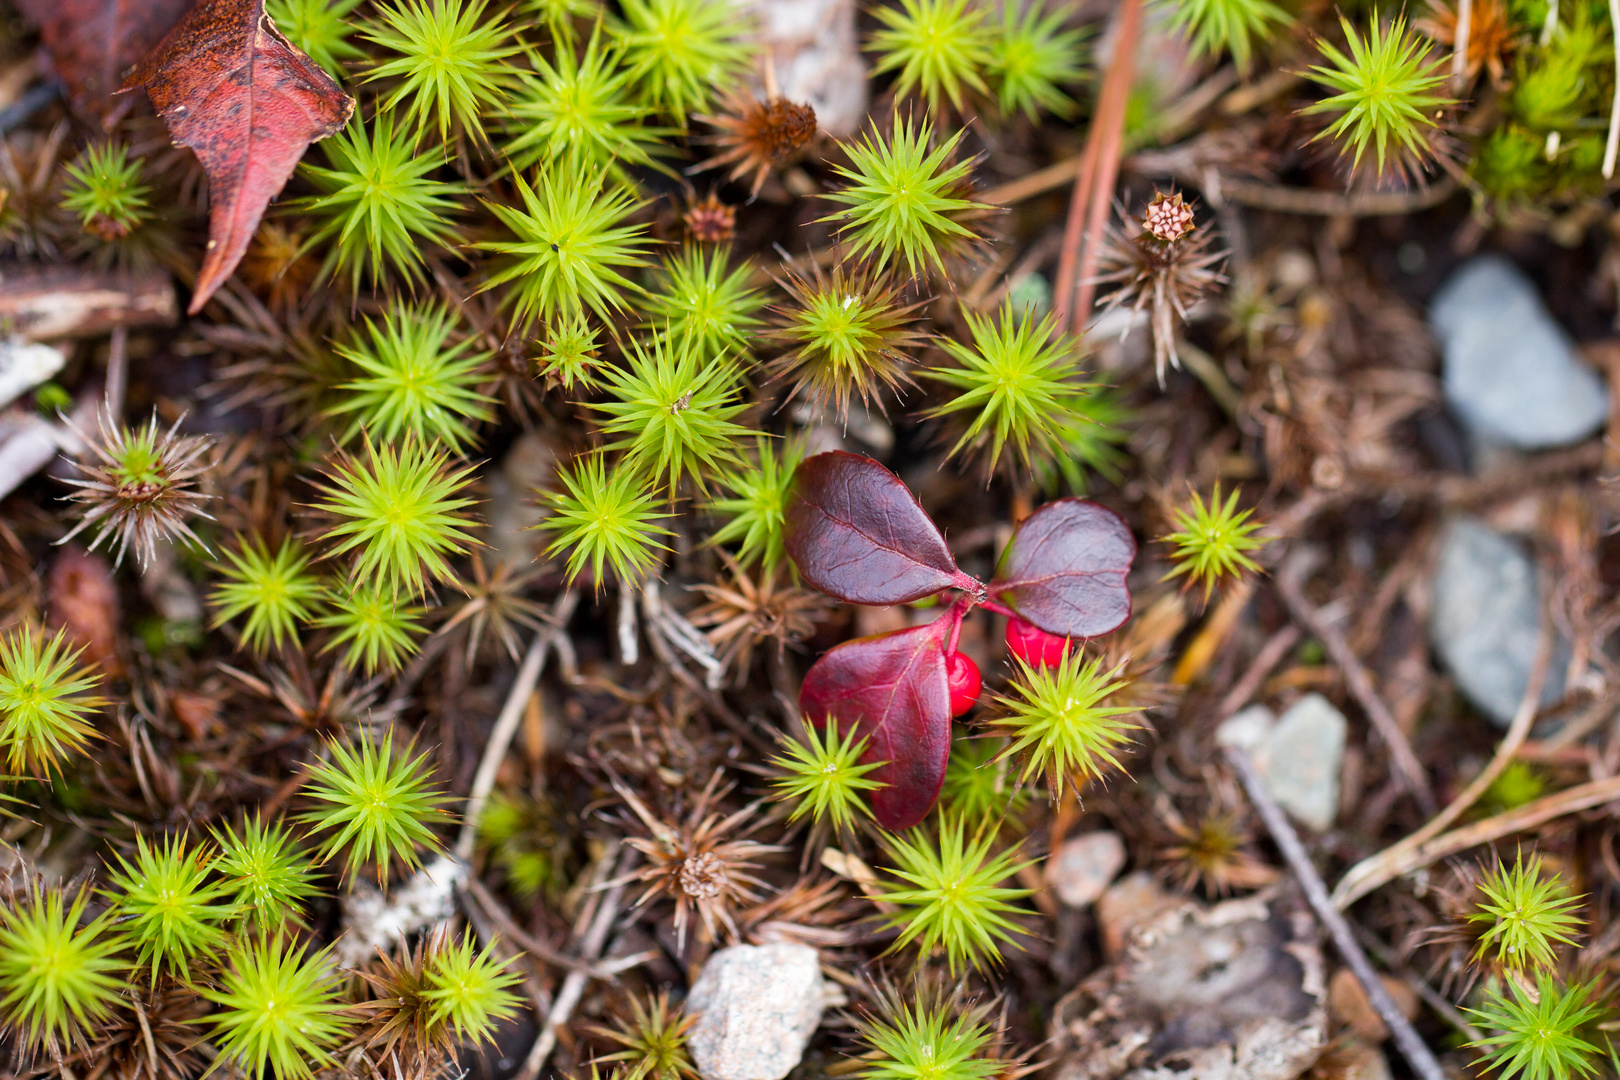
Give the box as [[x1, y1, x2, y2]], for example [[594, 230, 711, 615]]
[[1005, 616, 1071, 668], [946, 652, 981, 716]]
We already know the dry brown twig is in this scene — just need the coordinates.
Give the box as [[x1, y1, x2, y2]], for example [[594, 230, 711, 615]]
[[1333, 612, 1556, 908], [1275, 548, 1438, 815], [454, 588, 580, 863], [1226, 744, 1447, 1080]]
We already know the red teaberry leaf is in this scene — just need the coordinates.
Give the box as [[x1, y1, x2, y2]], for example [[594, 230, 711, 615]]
[[119, 0, 354, 315], [990, 498, 1135, 639], [785, 450, 981, 606], [13, 0, 194, 118], [799, 619, 953, 831]]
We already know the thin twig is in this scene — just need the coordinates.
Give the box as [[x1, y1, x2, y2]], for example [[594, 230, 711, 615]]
[[463, 875, 657, 979], [103, 327, 128, 420], [1607, 0, 1620, 178], [1214, 624, 1302, 721], [1348, 922, 1484, 1043], [1332, 774, 1620, 908], [1275, 550, 1437, 815], [514, 846, 633, 1080], [1332, 612, 1554, 908], [1225, 746, 1447, 1080], [1451, 0, 1473, 89], [454, 589, 578, 862]]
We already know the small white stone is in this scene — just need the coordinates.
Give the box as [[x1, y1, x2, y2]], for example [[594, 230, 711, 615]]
[[1217, 697, 1346, 832], [1045, 831, 1127, 908], [687, 943, 826, 1080]]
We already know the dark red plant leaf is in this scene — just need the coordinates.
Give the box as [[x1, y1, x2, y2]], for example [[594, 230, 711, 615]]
[[991, 498, 1135, 639], [13, 0, 193, 119], [785, 450, 979, 605], [119, 0, 354, 314], [799, 621, 952, 830]]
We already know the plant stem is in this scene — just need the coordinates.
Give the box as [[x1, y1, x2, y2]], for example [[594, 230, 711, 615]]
[[454, 589, 578, 863], [1333, 609, 1553, 908], [1054, 0, 1143, 334], [1226, 744, 1447, 1080]]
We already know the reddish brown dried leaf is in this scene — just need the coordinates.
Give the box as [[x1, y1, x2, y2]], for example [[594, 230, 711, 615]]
[[799, 620, 952, 830], [785, 451, 979, 606], [991, 498, 1135, 639], [13, 0, 193, 119], [119, 0, 354, 314], [47, 546, 123, 677]]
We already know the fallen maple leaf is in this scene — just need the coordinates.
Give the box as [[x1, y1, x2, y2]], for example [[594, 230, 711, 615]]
[[120, 0, 354, 314], [13, 0, 193, 119]]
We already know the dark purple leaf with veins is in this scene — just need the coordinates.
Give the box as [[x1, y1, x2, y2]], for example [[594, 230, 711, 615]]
[[798, 619, 952, 831], [991, 498, 1135, 639], [785, 451, 980, 606]]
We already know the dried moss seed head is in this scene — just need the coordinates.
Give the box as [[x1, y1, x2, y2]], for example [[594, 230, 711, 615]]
[[683, 192, 737, 244], [696, 94, 818, 196], [1142, 191, 1196, 242], [59, 412, 215, 570], [618, 773, 780, 949]]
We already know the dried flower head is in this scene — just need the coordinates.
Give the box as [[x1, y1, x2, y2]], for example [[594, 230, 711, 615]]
[[689, 556, 829, 678], [59, 412, 215, 569], [683, 192, 736, 244], [1157, 805, 1277, 897], [1416, 0, 1516, 86], [1093, 192, 1228, 386], [1142, 191, 1196, 242], [697, 94, 818, 196], [618, 772, 780, 950]]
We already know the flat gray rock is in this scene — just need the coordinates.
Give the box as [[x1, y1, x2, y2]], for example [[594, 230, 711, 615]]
[[1217, 695, 1345, 832], [1428, 255, 1607, 450], [1430, 518, 1567, 727], [687, 943, 826, 1080]]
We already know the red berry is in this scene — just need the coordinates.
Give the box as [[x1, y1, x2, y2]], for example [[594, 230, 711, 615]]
[[1005, 616, 1071, 668], [946, 652, 981, 716]]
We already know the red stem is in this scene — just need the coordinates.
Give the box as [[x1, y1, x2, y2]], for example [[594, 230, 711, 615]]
[[1054, 0, 1145, 335]]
